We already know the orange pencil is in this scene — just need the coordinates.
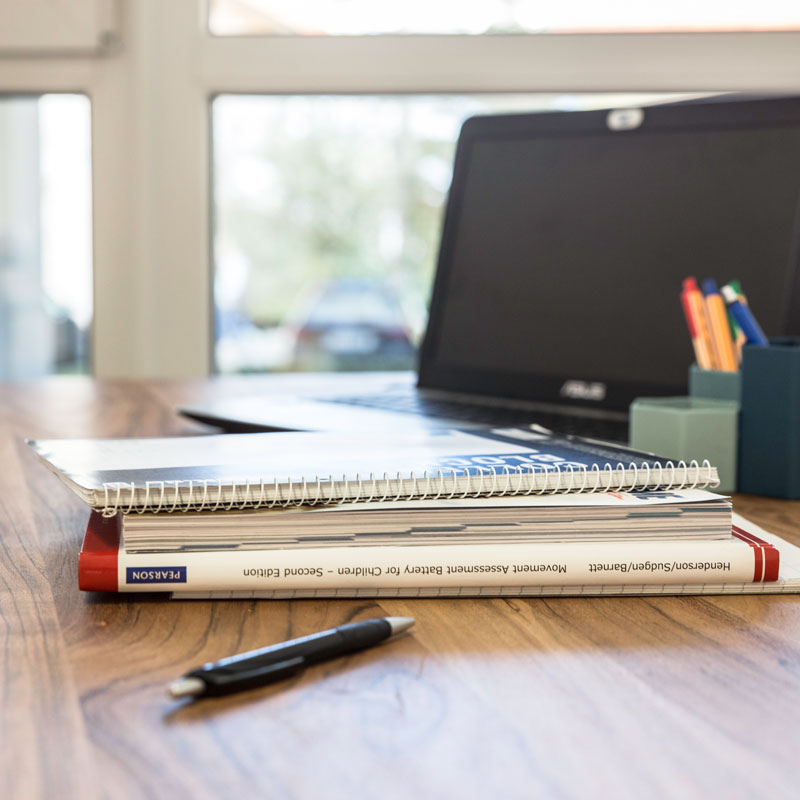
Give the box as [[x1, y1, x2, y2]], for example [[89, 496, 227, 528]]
[[680, 277, 715, 369], [701, 278, 737, 371]]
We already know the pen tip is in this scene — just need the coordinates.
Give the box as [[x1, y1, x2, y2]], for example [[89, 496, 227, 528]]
[[386, 616, 415, 635], [168, 677, 206, 699]]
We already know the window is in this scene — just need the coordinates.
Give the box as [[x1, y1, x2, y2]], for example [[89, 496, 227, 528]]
[[213, 92, 689, 373], [203, 4, 800, 376], [209, 0, 800, 36], [0, 94, 91, 378]]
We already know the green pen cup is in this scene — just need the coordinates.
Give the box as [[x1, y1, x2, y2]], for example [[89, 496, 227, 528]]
[[688, 364, 742, 403], [629, 396, 739, 493]]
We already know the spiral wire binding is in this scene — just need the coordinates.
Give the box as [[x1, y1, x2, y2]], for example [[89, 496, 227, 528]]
[[99, 459, 716, 517]]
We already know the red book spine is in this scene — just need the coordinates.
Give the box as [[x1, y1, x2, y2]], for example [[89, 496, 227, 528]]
[[78, 512, 121, 592], [732, 525, 780, 582]]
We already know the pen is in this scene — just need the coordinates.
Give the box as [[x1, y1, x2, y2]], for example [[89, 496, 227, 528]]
[[701, 278, 738, 371], [725, 279, 746, 365], [168, 616, 415, 699], [721, 284, 769, 347], [680, 277, 715, 369]]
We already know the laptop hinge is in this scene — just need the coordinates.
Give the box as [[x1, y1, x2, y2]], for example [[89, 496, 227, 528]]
[[417, 387, 629, 421]]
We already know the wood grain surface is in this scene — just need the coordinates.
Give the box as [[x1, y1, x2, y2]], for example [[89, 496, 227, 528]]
[[2, 377, 799, 800]]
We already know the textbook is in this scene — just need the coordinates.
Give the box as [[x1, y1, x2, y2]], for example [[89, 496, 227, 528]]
[[78, 485, 757, 594], [79, 507, 779, 593], [174, 519, 800, 600], [28, 426, 719, 515], [171, 516, 799, 600]]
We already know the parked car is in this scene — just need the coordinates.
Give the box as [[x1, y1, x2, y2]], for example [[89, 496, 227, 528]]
[[285, 278, 417, 371]]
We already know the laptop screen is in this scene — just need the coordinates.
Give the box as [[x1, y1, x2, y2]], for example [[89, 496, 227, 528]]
[[419, 97, 800, 411]]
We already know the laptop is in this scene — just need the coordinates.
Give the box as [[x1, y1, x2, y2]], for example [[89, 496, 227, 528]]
[[182, 95, 800, 443]]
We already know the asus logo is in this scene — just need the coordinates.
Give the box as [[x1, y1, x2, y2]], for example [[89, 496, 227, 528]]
[[607, 108, 644, 131], [560, 380, 607, 401]]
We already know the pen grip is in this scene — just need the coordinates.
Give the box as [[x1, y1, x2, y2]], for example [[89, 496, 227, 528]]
[[190, 656, 306, 696]]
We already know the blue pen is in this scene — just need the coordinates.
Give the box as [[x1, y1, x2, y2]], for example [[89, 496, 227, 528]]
[[721, 284, 769, 346]]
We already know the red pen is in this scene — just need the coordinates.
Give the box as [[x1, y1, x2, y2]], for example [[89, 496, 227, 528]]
[[681, 277, 715, 370]]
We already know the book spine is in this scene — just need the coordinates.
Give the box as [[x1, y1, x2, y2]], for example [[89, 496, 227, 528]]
[[97, 534, 777, 593], [79, 513, 121, 592]]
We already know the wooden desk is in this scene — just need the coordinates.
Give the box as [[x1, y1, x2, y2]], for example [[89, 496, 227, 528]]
[[3, 377, 800, 799]]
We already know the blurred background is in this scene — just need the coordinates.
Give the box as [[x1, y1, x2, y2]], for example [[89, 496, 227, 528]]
[[211, 92, 687, 374], [2, 0, 799, 380], [0, 95, 91, 377]]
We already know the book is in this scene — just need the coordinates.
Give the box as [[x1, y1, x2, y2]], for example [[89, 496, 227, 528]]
[[28, 426, 720, 515], [79, 498, 781, 593], [169, 516, 799, 600], [120, 489, 732, 552], [34, 425, 769, 598]]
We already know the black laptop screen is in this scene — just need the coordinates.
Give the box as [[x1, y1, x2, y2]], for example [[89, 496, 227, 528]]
[[420, 99, 800, 410]]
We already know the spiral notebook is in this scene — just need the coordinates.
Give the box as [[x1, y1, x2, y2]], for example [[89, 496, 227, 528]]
[[28, 425, 719, 516]]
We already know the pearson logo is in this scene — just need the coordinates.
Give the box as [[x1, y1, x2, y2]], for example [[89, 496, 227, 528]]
[[127, 567, 187, 584], [559, 380, 607, 401]]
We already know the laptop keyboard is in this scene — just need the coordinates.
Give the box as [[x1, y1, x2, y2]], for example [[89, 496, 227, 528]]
[[325, 391, 630, 444]]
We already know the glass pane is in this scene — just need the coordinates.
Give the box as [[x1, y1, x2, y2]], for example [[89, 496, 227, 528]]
[[210, 1, 800, 36], [0, 94, 92, 378], [212, 92, 684, 373]]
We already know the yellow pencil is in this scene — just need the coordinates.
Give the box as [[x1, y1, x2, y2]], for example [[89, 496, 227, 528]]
[[701, 278, 738, 371]]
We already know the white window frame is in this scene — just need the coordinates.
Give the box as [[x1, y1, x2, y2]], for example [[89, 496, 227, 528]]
[[0, 0, 114, 54], [1, 0, 799, 377]]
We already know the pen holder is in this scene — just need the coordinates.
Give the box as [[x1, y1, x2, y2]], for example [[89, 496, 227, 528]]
[[629, 396, 738, 493], [689, 364, 742, 403], [738, 338, 800, 499]]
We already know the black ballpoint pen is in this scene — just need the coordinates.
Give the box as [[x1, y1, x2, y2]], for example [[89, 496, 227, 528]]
[[168, 616, 415, 699]]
